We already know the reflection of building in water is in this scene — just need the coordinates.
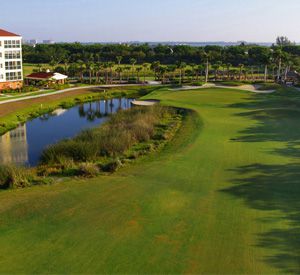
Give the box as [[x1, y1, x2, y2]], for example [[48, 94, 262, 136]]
[[0, 124, 28, 165]]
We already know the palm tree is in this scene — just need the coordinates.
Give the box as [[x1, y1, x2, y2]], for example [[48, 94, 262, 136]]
[[130, 58, 137, 78], [264, 61, 271, 82], [238, 64, 244, 81], [63, 57, 70, 75], [136, 67, 142, 83], [202, 51, 211, 83], [95, 53, 101, 62], [124, 66, 131, 82], [103, 62, 110, 84], [94, 62, 103, 83], [77, 60, 85, 83], [226, 63, 231, 80], [190, 63, 196, 81], [142, 63, 149, 83], [115, 67, 123, 83], [107, 62, 115, 84], [116, 56, 123, 67], [212, 62, 221, 81], [176, 62, 187, 85], [196, 64, 205, 81], [36, 63, 43, 72], [273, 48, 287, 82], [150, 61, 161, 80], [167, 65, 177, 82], [86, 62, 94, 84], [158, 66, 167, 84], [284, 59, 293, 82], [221, 63, 226, 80]]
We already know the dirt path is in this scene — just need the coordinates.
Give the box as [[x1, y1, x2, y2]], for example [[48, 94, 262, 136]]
[[0, 87, 97, 117], [0, 84, 161, 117]]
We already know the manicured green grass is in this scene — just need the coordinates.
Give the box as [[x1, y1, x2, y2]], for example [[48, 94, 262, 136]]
[[23, 63, 49, 76], [0, 87, 299, 273]]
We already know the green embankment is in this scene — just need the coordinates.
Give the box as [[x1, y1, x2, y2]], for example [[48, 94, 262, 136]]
[[0, 87, 299, 273]]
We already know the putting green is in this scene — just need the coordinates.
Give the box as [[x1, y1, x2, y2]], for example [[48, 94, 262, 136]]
[[0, 87, 299, 274]]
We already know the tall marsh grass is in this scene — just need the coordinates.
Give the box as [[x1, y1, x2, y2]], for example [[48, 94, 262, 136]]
[[0, 165, 47, 189], [40, 106, 173, 165]]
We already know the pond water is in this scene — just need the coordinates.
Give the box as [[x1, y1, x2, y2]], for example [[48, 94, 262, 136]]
[[0, 98, 134, 167]]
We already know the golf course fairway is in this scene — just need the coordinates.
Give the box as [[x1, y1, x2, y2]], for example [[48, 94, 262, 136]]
[[0, 87, 299, 274]]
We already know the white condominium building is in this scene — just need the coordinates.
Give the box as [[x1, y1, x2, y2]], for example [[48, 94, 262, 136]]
[[0, 28, 23, 90]]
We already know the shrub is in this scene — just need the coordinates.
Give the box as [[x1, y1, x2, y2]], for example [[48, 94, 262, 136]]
[[0, 165, 36, 189], [21, 86, 39, 93], [40, 140, 98, 164], [257, 83, 281, 91], [191, 81, 204, 86], [101, 158, 122, 173], [60, 101, 75, 109], [217, 81, 244, 86], [78, 163, 99, 177]]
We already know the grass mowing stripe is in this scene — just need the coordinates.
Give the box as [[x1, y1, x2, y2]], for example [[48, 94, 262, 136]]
[[0, 87, 299, 273]]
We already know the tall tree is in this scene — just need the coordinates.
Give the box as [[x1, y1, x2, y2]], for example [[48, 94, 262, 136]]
[[142, 63, 149, 83], [77, 60, 85, 82], [176, 62, 187, 85], [136, 67, 142, 83], [116, 56, 123, 67], [86, 62, 94, 84], [150, 61, 161, 80], [276, 36, 294, 47], [115, 67, 123, 83], [129, 58, 137, 78]]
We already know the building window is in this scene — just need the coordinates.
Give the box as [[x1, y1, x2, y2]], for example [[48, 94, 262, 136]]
[[5, 61, 21, 70], [0, 74, 3, 80], [6, 71, 22, 81], [4, 40, 21, 49], [4, 51, 21, 59]]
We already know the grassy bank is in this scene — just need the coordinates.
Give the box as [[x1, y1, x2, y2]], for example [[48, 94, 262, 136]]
[[0, 86, 299, 273], [0, 104, 183, 189], [0, 86, 163, 135]]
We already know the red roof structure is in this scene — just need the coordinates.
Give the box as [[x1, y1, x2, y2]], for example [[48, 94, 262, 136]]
[[0, 28, 21, 37], [26, 72, 55, 79]]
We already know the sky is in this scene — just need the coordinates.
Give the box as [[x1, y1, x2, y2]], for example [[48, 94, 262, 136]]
[[1, 0, 300, 42]]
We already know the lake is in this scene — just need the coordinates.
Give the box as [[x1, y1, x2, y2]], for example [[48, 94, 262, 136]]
[[0, 98, 134, 167]]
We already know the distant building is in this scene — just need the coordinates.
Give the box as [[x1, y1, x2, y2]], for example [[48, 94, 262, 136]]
[[42, 40, 55, 44], [29, 39, 38, 44], [0, 28, 23, 91]]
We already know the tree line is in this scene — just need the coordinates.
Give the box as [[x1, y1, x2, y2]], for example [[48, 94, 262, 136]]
[[23, 36, 300, 84]]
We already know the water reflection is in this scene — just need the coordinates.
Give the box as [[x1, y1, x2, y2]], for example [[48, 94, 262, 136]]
[[0, 124, 28, 165], [0, 98, 133, 166]]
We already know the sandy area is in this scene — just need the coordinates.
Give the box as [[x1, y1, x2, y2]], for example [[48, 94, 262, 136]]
[[170, 83, 276, 94]]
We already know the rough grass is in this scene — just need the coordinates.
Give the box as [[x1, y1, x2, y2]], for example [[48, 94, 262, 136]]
[[0, 165, 48, 189], [257, 82, 282, 90], [40, 105, 173, 164], [0, 87, 300, 273]]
